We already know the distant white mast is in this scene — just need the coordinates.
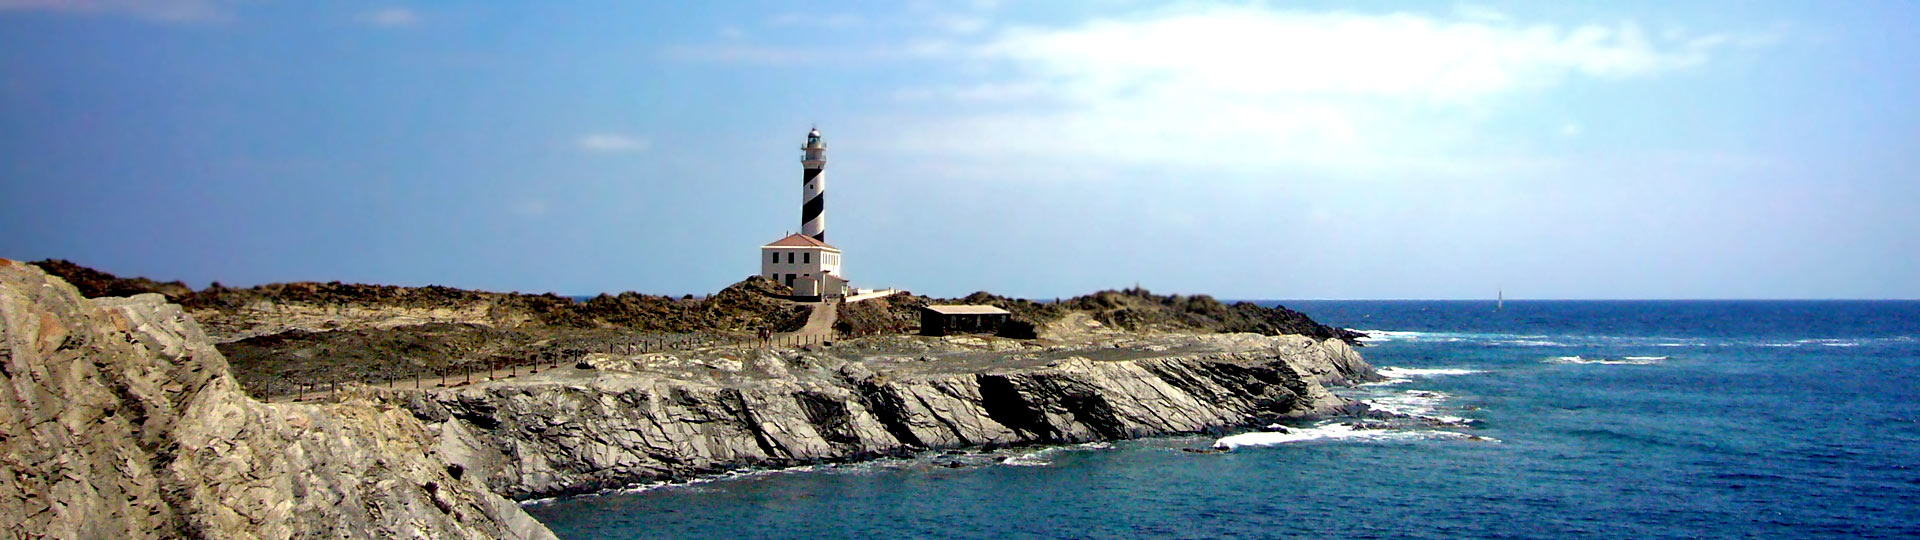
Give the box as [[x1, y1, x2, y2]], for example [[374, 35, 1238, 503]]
[[1498, 288, 1504, 311]]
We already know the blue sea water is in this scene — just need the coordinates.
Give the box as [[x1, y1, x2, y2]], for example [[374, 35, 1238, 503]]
[[526, 301, 1920, 539]]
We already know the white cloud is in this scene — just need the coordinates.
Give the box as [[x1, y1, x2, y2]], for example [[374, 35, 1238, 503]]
[[977, 8, 1715, 102], [0, 0, 232, 22], [879, 6, 1759, 174], [359, 7, 419, 28], [576, 133, 650, 153]]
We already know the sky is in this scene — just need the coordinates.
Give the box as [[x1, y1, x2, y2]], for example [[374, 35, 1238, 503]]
[[1, 1, 1916, 300]]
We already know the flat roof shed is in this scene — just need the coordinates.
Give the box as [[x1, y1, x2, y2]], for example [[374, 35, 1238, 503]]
[[920, 305, 1012, 336]]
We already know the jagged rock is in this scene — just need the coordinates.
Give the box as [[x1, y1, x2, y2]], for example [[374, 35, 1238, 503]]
[[0, 260, 554, 540], [27, 258, 194, 300]]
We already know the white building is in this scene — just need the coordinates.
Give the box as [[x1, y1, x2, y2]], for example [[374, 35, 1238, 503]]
[[762, 233, 846, 298]]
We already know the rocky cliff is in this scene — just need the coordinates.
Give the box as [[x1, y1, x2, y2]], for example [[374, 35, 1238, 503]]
[[403, 332, 1378, 500], [0, 260, 554, 539]]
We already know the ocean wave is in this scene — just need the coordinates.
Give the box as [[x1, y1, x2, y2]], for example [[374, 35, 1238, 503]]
[[1375, 366, 1485, 378], [1354, 330, 1442, 343], [1000, 441, 1112, 467], [1545, 355, 1665, 365], [1354, 330, 1502, 344], [1365, 389, 1473, 424], [1493, 339, 1563, 347], [1212, 422, 1493, 450]]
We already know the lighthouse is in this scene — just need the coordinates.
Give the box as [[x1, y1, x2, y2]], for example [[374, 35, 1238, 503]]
[[761, 126, 848, 300], [801, 127, 827, 242]]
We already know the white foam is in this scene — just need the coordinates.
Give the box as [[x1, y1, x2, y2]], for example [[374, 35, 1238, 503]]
[[1376, 366, 1484, 378], [1367, 389, 1472, 424], [1545, 355, 1663, 365], [1001, 453, 1051, 467], [1212, 422, 1487, 449], [1354, 330, 1423, 343], [1000, 441, 1112, 467], [1494, 339, 1562, 347]]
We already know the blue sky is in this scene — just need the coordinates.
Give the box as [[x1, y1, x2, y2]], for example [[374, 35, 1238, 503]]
[[2, 1, 1916, 299]]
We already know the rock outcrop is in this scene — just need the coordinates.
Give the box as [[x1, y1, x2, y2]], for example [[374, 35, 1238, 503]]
[[0, 260, 554, 539], [405, 333, 1377, 500], [836, 287, 1369, 344]]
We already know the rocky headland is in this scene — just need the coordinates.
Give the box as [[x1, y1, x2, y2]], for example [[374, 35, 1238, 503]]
[[0, 260, 554, 539], [4, 259, 1380, 536]]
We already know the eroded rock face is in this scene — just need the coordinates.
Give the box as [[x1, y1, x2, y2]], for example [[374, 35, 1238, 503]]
[[0, 260, 554, 540], [412, 333, 1377, 500]]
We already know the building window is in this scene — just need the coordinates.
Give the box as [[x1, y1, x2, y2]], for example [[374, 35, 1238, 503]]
[[803, 252, 811, 264], [787, 252, 794, 264], [770, 252, 779, 264]]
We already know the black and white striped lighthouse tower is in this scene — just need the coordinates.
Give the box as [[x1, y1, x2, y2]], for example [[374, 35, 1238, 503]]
[[800, 127, 827, 242]]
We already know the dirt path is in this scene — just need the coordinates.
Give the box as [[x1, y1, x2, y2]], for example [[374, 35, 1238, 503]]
[[782, 300, 837, 339]]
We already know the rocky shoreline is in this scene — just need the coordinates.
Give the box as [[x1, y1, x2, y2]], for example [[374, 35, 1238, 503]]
[[397, 332, 1377, 500], [1, 260, 1377, 537]]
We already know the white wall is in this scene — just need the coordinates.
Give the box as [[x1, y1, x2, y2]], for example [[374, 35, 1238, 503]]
[[760, 247, 843, 293]]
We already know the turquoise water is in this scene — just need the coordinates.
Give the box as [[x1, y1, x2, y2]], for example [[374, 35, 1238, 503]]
[[527, 301, 1920, 539]]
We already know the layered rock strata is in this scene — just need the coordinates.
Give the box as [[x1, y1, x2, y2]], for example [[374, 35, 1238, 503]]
[[0, 261, 554, 539], [408, 333, 1378, 500]]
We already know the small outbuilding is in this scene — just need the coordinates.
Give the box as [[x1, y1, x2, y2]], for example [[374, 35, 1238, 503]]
[[920, 305, 1011, 336]]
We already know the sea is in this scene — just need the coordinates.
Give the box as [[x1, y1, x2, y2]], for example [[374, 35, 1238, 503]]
[[525, 300, 1920, 539]]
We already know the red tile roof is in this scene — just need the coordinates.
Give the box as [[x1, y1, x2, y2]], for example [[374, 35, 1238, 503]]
[[763, 233, 837, 249]]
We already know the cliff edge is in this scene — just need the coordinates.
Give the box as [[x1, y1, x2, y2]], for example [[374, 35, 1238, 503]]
[[0, 260, 554, 539], [404, 332, 1378, 500]]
